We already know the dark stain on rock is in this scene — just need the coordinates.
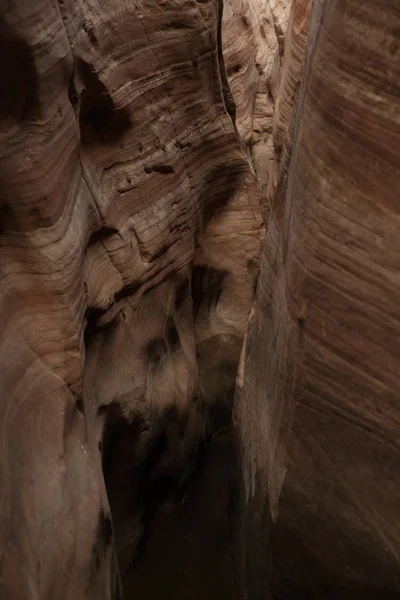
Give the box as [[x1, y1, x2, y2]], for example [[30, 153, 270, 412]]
[[76, 396, 84, 413], [162, 404, 179, 423], [144, 163, 175, 175], [27, 207, 52, 229], [175, 278, 190, 309], [166, 20, 185, 30], [78, 59, 131, 143], [123, 433, 239, 600], [227, 63, 242, 76], [98, 403, 108, 416], [101, 402, 146, 489], [91, 510, 114, 579], [99, 395, 211, 580], [166, 317, 180, 350], [62, 396, 85, 461], [99, 510, 113, 548], [199, 163, 243, 224], [253, 276, 258, 296], [191, 265, 229, 317], [68, 77, 78, 108], [138, 432, 169, 505], [146, 337, 168, 367], [0, 17, 38, 122], [87, 226, 120, 247], [1, 197, 53, 233], [83, 21, 99, 49], [389, 29, 400, 56], [175, 138, 193, 150], [205, 397, 233, 433], [247, 257, 260, 296], [84, 305, 118, 345], [0, 202, 15, 234], [114, 282, 141, 303], [100, 401, 186, 571], [147, 242, 169, 263]]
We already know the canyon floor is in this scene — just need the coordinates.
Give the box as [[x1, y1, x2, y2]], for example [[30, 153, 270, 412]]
[[124, 432, 239, 600]]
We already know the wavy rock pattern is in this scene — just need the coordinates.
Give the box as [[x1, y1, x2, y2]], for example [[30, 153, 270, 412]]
[[222, 0, 290, 183], [235, 0, 400, 597], [2, 0, 400, 598], [0, 1, 264, 598]]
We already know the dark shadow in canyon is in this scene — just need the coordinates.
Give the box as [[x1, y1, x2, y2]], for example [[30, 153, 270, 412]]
[[109, 423, 400, 600], [122, 431, 240, 600], [270, 509, 400, 600]]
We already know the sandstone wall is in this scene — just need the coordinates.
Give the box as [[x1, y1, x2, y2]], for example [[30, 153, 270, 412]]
[[222, 0, 289, 184], [2, 0, 399, 598], [0, 1, 264, 597], [235, 0, 400, 597]]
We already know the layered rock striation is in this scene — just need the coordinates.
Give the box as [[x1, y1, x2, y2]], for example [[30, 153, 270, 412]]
[[235, 0, 400, 597], [1, 0, 400, 598], [0, 0, 264, 597]]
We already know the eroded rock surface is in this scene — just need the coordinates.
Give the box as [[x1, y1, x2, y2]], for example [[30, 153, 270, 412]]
[[222, 0, 290, 183], [235, 0, 400, 598], [0, 1, 263, 598], [2, 0, 400, 598]]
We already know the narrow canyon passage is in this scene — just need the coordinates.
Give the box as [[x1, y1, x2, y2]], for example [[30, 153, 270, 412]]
[[1, 0, 399, 599], [123, 432, 239, 600]]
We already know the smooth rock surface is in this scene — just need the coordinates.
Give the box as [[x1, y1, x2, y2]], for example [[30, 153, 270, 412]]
[[235, 0, 400, 598]]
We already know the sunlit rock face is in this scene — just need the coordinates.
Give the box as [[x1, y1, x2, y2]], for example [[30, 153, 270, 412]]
[[235, 0, 400, 598], [0, 0, 264, 597], [223, 0, 290, 185]]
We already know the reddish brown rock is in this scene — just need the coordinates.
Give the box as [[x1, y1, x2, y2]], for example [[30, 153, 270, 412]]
[[222, 0, 290, 184], [0, 0, 263, 597], [2, 0, 400, 598], [235, 0, 400, 598]]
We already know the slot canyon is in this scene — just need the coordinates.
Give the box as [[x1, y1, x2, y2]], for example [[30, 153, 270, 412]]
[[0, 0, 399, 598]]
